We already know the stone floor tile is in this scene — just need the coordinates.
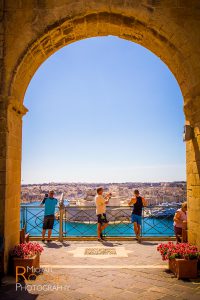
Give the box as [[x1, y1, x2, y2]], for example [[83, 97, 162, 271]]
[[110, 290, 139, 300], [137, 291, 167, 300]]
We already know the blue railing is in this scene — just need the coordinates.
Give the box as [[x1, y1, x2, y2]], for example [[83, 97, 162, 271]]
[[20, 204, 179, 238]]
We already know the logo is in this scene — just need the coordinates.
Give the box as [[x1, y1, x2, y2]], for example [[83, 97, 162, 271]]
[[16, 266, 70, 292]]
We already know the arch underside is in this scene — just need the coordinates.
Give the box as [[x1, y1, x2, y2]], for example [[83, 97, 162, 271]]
[[10, 12, 192, 111]]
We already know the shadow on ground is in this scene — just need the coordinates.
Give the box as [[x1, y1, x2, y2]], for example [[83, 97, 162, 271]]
[[140, 241, 159, 246], [101, 241, 123, 247], [42, 241, 70, 248], [0, 280, 38, 300]]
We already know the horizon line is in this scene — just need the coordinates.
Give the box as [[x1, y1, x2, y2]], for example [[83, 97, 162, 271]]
[[21, 180, 186, 185]]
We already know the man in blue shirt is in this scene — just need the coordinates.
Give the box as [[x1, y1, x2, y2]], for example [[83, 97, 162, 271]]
[[41, 190, 58, 242]]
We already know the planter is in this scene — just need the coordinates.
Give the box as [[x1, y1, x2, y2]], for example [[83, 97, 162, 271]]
[[13, 253, 40, 279], [168, 259, 177, 275], [169, 258, 198, 279]]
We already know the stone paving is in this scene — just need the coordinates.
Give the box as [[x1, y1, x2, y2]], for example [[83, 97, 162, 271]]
[[0, 240, 200, 300]]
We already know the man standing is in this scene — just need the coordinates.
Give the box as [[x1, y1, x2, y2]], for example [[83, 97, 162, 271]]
[[41, 190, 58, 242], [95, 187, 111, 242], [128, 189, 147, 242]]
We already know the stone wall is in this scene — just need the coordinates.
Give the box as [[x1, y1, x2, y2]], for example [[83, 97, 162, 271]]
[[186, 97, 200, 247], [0, 0, 5, 253]]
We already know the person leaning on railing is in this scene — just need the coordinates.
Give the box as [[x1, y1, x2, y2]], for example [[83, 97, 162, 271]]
[[128, 189, 147, 243], [173, 201, 187, 243]]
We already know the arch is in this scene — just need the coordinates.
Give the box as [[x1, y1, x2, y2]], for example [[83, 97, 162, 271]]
[[1, 1, 200, 273], [9, 12, 194, 117]]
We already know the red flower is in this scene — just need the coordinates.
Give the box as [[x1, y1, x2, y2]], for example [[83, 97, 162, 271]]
[[11, 242, 44, 258], [157, 242, 200, 261]]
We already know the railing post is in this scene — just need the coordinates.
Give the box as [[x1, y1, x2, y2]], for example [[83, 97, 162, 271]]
[[141, 207, 144, 238], [21, 206, 26, 229], [24, 206, 27, 229], [59, 193, 64, 242]]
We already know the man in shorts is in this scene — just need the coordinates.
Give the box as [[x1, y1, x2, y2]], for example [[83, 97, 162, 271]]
[[128, 189, 147, 242], [95, 187, 112, 242], [41, 190, 58, 242]]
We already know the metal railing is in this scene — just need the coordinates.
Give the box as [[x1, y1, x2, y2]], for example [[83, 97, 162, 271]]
[[20, 203, 179, 239]]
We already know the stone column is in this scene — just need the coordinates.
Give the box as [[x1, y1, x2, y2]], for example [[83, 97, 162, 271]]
[[185, 96, 200, 248], [0, 96, 28, 273]]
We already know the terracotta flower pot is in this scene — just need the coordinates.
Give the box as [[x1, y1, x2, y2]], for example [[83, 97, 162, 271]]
[[169, 258, 198, 279], [13, 253, 40, 279]]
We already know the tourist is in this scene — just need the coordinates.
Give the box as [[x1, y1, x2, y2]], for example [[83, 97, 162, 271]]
[[128, 189, 147, 242], [40, 190, 58, 242], [173, 202, 187, 243], [95, 187, 112, 242]]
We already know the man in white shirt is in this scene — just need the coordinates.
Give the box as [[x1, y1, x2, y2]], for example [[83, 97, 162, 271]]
[[95, 187, 112, 241]]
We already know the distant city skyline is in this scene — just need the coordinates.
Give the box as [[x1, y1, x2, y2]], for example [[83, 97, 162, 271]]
[[21, 181, 186, 205], [22, 36, 185, 184], [21, 180, 186, 186]]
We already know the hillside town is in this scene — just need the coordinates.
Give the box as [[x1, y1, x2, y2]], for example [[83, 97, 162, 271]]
[[21, 181, 186, 206]]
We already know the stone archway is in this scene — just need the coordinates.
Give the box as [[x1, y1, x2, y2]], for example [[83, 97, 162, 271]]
[[0, 1, 200, 272]]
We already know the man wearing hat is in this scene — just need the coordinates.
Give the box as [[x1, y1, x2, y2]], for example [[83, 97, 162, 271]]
[[41, 190, 58, 242]]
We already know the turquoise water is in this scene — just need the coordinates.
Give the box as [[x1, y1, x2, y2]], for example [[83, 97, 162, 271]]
[[21, 202, 175, 237]]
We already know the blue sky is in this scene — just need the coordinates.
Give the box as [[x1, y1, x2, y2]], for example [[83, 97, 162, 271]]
[[22, 36, 185, 184]]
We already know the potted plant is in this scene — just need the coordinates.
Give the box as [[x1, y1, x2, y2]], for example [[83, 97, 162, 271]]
[[11, 242, 44, 278], [157, 242, 200, 279]]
